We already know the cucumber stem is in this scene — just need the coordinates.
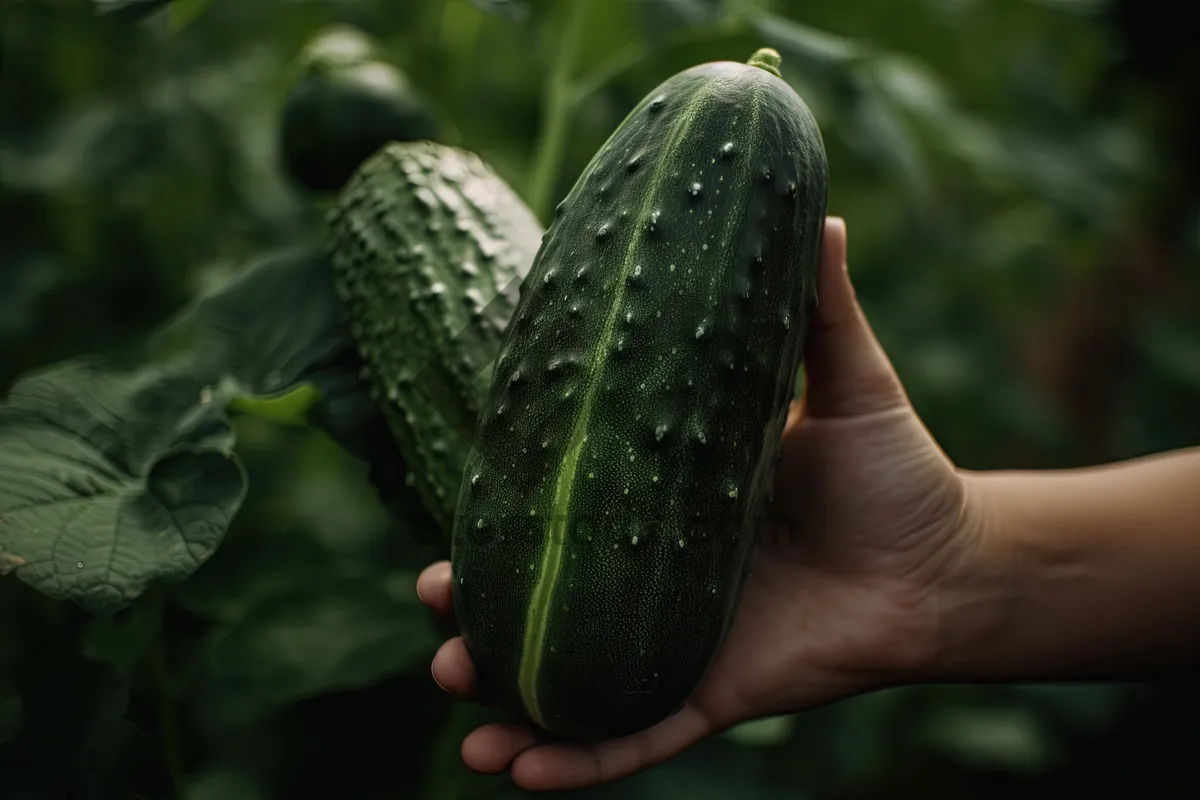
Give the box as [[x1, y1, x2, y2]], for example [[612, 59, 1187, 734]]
[[748, 47, 783, 77]]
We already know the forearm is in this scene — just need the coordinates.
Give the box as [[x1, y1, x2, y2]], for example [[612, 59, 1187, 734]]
[[929, 446, 1200, 683]]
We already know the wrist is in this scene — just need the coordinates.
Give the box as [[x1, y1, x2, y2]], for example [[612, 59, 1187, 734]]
[[914, 468, 1039, 684], [915, 454, 1200, 684]]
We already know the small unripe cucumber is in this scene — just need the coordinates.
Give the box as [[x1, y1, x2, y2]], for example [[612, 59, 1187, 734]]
[[451, 48, 828, 740]]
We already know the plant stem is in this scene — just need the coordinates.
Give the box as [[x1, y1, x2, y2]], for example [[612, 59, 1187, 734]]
[[527, 0, 597, 221], [151, 636, 185, 797], [440, 0, 483, 107]]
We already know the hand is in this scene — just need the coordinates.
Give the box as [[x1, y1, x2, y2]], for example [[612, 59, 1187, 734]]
[[416, 217, 980, 791]]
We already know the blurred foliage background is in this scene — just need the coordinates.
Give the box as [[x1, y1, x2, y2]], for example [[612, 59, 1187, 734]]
[[2, 0, 1199, 797]]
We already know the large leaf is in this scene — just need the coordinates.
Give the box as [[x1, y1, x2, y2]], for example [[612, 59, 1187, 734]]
[[0, 246, 402, 615], [0, 360, 247, 616], [154, 247, 349, 399], [165, 247, 423, 522]]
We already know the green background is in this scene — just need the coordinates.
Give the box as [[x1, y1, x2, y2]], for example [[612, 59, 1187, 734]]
[[2, 0, 1198, 797]]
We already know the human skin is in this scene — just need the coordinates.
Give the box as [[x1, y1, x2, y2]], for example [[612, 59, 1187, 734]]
[[415, 217, 1200, 791]]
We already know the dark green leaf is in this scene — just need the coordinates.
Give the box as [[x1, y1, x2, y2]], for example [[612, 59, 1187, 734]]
[[154, 246, 350, 399], [173, 247, 432, 539], [194, 572, 439, 726], [0, 361, 248, 616], [157, 248, 416, 515], [0, 246, 400, 615]]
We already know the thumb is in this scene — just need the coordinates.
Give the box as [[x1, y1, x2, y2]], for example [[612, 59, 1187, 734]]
[[800, 217, 910, 419]]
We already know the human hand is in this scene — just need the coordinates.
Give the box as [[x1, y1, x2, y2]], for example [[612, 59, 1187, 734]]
[[416, 217, 980, 791]]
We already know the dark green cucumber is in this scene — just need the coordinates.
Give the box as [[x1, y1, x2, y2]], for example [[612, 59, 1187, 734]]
[[450, 48, 828, 740], [281, 25, 441, 193], [328, 141, 544, 534]]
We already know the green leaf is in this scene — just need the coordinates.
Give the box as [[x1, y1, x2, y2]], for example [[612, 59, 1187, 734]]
[[159, 247, 406, 498], [0, 361, 248, 616], [179, 248, 432, 540], [154, 246, 350, 399], [0, 246, 401, 614], [194, 572, 440, 726]]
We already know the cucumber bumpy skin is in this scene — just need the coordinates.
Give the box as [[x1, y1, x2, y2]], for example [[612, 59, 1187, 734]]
[[451, 48, 828, 740], [328, 141, 545, 535]]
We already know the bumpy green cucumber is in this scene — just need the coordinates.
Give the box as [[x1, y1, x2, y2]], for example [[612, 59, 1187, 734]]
[[450, 48, 828, 740], [328, 141, 544, 534]]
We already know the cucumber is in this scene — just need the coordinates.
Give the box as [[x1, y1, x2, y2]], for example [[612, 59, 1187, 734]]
[[450, 48, 828, 740], [328, 141, 544, 535], [281, 25, 440, 194]]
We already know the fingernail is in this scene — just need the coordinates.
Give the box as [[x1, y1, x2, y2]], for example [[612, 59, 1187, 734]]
[[431, 661, 449, 692], [843, 226, 849, 269]]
